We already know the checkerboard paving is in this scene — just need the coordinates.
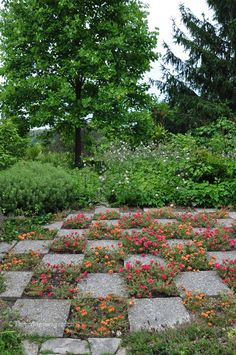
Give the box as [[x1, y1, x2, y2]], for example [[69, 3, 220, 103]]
[[0, 207, 235, 355]]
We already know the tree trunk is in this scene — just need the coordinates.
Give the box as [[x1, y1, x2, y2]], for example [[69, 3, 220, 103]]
[[75, 126, 82, 167]]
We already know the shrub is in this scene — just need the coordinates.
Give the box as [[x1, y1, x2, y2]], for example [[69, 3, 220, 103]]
[[0, 161, 77, 214]]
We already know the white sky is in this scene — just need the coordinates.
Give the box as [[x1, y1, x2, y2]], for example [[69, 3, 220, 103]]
[[144, 0, 212, 96]]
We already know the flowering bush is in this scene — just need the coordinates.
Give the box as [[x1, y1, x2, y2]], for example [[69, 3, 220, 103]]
[[85, 222, 122, 240], [149, 222, 194, 239], [62, 214, 92, 229], [93, 210, 120, 220], [161, 241, 210, 271], [195, 227, 235, 251], [25, 263, 88, 298], [177, 212, 217, 227], [215, 259, 236, 292], [0, 251, 41, 271], [50, 234, 87, 253], [183, 291, 236, 327], [119, 213, 152, 228], [120, 261, 182, 298], [82, 246, 125, 273], [121, 230, 166, 255], [145, 207, 176, 219], [65, 295, 128, 337]]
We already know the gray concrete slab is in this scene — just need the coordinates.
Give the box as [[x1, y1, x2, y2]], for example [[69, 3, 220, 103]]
[[0, 241, 16, 253], [42, 253, 84, 266], [40, 338, 89, 354], [124, 254, 167, 266], [0, 271, 33, 299], [22, 340, 39, 355], [56, 229, 87, 237], [13, 299, 71, 336], [128, 298, 190, 331], [207, 251, 236, 264], [78, 273, 128, 298], [167, 239, 189, 246], [44, 221, 63, 231], [11, 240, 52, 254], [94, 207, 120, 214], [217, 219, 233, 227], [86, 240, 121, 251], [88, 338, 121, 355], [176, 271, 231, 296], [154, 219, 177, 224], [228, 212, 236, 219]]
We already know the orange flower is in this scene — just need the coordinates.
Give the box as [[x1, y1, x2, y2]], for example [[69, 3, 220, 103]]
[[80, 309, 88, 316], [108, 269, 113, 274]]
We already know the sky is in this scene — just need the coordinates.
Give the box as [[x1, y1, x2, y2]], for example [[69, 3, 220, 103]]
[[144, 0, 212, 96]]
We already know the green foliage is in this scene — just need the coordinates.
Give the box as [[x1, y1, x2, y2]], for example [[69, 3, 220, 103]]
[[0, 119, 26, 170], [72, 167, 103, 207], [158, 2, 236, 130], [0, 162, 77, 214], [0, 0, 158, 164]]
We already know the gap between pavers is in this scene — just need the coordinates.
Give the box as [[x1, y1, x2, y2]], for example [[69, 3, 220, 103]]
[[207, 250, 236, 264], [176, 271, 231, 296], [0, 271, 33, 299], [56, 229, 87, 237], [78, 273, 128, 298], [86, 240, 121, 251], [128, 297, 191, 331], [13, 299, 71, 337], [42, 253, 85, 266], [91, 220, 120, 226], [11, 240, 52, 254]]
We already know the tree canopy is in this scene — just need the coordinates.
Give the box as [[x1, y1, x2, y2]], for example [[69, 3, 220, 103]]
[[0, 0, 158, 165], [157, 0, 236, 132]]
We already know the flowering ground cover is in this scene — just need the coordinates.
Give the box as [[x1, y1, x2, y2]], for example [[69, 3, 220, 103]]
[[62, 214, 92, 229], [65, 295, 129, 338], [82, 246, 125, 273], [50, 234, 87, 253], [0, 206, 235, 355], [120, 261, 182, 298], [0, 251, 41, 271], [85, 222, 122, 240], [24, 263, 88, 298], [17, 229, 56, 240]]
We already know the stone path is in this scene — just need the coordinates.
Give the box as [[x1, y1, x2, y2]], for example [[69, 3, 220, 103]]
[[0, 207, 235, 355]]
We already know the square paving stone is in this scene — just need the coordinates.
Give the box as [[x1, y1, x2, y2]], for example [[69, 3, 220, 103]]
[[207, 251, 236, 264], [94, 206, 120, 214], [124, 254, 166, 266], [13, 299, 71, 336], [229, 212, 236, 219], [217, 219, 233, 227], [78, 273, 128, 298], [42, 253, 84, 265], [128, 298, 190, 331], [88, 338, 121, 355], [56, 229, 87, 237], [44, 221, 63, 231], [22, 340, 39, 355], [176, 271, 230, 296], [0, 253, 5, 261], [154, 219, 177, 224], [0, 271, 33, 299], [11, 240, 52, 254], [167, 239, 189, 246], [0, 241, 16, 253], [40, 338, 89, 354], [123, 228, 143, 234], [86, 240, 121, 251]]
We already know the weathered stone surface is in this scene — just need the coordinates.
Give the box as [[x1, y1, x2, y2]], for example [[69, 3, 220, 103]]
[[176, 271, 230, 296], [94, 207, 120, 214], [0, 253, 5, 261], [44, 221, 63, 231], [56, 229, 87, 237], [124, 254, 166, 266], [228, 212, 236, 219], [22, 340, 39, 355], [86, 240, 121, 251], [167, 239, 189, 246], [40, 338, 89, 354], [0, 271, 33, 299], [0, 241, 16, 253], [88, 338, 121, 355], [66, 213, 94, 219], [116, 348, 127, 355], [78, 273, 128, 298], [154, 219, 177, 224], [128, 298, 190, 331], [11, 240, 51, 254], [13, 299, 71, 336], [207, 251, 236, 264], [195, 208, 217, 213], [217, 219, 233, 227], [42, 253, 84, 266], [123, 228, 143, 234]]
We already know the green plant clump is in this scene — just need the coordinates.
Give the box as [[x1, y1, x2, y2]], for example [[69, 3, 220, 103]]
[[0, 161, 77, 214]]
